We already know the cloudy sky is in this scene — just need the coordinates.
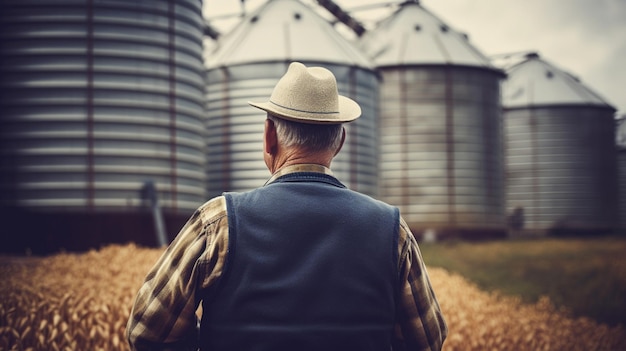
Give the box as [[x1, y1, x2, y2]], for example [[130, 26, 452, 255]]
[[203, 0, 626, 115]]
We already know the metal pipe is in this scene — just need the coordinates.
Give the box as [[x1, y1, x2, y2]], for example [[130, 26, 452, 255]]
[[142, 181, 167, 247], [316, 0, 366, 37], [203, 20, 220, 40]]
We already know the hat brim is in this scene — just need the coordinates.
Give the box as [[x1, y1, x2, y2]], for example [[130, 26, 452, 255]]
[[248, 95, 361, 124]]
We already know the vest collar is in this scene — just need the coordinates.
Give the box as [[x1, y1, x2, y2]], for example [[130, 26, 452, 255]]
[[264, 164, 335, 186]]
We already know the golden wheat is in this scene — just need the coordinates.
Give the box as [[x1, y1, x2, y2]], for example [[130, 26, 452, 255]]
[[0, 244, 624, 350]]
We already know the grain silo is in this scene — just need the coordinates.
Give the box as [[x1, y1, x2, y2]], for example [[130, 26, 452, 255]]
[[358, 0, 506, 239], [205, 0, 379, 198], [0, 0, 206, 253], [502, 52, 618, 235]]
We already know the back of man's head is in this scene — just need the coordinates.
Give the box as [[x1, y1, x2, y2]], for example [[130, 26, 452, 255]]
[[268, 114, 343, 153]]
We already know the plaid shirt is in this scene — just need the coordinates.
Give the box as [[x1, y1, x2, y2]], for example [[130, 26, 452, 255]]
[[126, 164, 447, 351]]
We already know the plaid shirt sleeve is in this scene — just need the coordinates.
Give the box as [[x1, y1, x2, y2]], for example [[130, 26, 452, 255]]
[[394, 217, 448, 351], [126, 196, 229, 351]]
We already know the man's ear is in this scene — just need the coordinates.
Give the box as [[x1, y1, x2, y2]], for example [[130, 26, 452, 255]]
[[334, 127, 346, 156], [264, 118, 278, 155]]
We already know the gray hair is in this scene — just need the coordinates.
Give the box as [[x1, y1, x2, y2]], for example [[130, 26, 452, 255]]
[[267, 114, 344, 153]]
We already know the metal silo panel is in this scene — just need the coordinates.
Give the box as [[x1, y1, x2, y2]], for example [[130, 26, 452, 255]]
[[0, 0, 206, 215], [505, 106, 618, 233], [330, 64, 379, 196], [378, 66, 505, 234], [205, 62, 379, 198]]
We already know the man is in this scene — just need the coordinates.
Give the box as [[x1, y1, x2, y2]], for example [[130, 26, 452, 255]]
[[126, 62, 447, 350]]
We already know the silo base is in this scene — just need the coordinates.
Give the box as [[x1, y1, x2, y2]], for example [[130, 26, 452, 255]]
[[507, 226, 618, 238], [0, 207, 192, 255], [411, 226, 507, 242]]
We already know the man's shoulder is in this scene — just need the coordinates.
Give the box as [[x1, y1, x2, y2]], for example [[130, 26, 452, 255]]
[[197, 196, 228, 224], [347, 188, 399, 213]]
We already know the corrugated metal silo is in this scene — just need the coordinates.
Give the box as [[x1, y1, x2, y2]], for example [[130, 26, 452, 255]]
[[359, 1, 506, 239], [502, 53, 618, 235], [0, 0, 206, 252], [205, 0, 379, 198]]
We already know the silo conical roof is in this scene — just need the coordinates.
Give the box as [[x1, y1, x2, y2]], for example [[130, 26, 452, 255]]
[[503, 53, 615, 109], [205, 0, 373, 69], [359, 1, 495, 68]]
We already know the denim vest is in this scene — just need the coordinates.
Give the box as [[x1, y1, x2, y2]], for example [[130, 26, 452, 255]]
[[200, 172, 399, 351]]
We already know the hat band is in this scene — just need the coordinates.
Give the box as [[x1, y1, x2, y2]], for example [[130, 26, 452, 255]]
[[269, 100, 339, 115]]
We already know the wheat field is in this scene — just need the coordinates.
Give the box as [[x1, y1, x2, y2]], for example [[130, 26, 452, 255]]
[[1, 243, 625, 350]]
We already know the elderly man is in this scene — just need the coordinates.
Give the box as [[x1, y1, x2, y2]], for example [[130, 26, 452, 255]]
[[126, 62, 447, 351]]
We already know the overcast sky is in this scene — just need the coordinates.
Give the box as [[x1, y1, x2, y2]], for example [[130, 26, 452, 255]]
[[203, 0, 626, 115]]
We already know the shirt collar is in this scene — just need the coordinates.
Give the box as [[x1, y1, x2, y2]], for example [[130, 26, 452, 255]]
[[264, 164, 334, 186]]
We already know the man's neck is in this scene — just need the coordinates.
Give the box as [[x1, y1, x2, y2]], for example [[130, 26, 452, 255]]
[[267, 148, 333, 174]]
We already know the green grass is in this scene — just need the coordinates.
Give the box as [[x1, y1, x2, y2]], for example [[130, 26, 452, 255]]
[[419, 235, 626, 326]]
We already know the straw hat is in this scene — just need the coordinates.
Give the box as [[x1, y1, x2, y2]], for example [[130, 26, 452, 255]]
[[248, 62, 361, 124]]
